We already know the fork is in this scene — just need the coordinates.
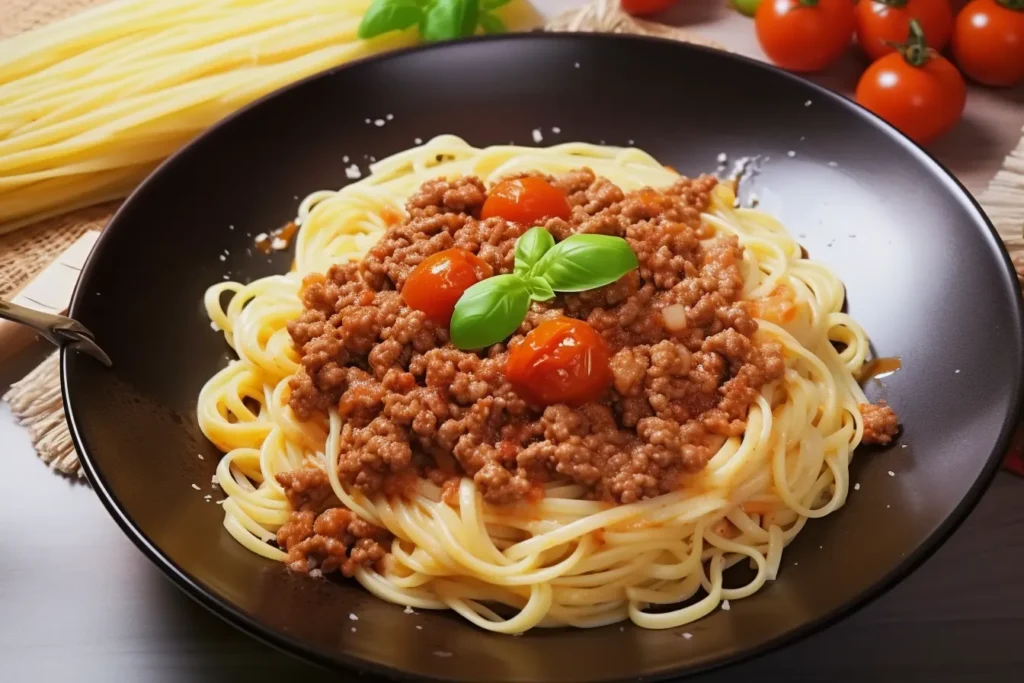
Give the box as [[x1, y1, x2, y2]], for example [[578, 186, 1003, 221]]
[[0, 299, 112, 367]]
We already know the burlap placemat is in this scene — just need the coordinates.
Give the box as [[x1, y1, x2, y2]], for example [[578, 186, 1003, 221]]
[[1, 0, 1022, 478], [980, 130, 1024, 283]]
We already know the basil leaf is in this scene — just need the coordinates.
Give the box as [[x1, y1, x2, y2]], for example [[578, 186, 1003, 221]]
[[450, 275, 530, 349], [461, 0, 481, 35], [358, 0, 424, 39], [481, 0, 512, 9], [533, 234, 638, 292], [514, 226, 555, 276], [525, 276, 555, 302], [421, 0, 479, 42], [479, 13, 506, 33]]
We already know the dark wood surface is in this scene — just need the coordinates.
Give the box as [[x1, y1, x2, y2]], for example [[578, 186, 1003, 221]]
[[2, 5, 1023, 678], [1, 343, 1023, 682]]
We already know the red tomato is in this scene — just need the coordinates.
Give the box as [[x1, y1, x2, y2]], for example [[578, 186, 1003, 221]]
[[505, 318, 612, 407], [481, 177, 572, 225], [952, 0, 1024, 87], [856, 0, 954, 60], [402, 248, 493, 325], [621, 0, 678, 15], [756, 0, 857, 72], [855, 21, 966, 143]]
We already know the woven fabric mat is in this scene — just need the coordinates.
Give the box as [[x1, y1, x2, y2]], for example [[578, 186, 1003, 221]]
[[2, 0, 1023, 479]]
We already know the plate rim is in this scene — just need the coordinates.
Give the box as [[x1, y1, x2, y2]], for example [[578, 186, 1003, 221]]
[[61, 32, 1024, 682]]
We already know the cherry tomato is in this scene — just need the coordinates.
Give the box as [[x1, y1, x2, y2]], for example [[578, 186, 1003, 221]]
[[856, 21, 966, 144], [505, 318, 612, 407], [402, 248, 493, 325], [621, 0, 678, 15], [756, 0, 857, 72], [856, 0, 954, 60], [481, 177, 572, 225], [952, 0, 1024, 87]]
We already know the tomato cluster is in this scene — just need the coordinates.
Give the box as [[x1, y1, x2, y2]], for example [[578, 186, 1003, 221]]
[[401, 178, 615, 407], [403, 177, 570, 325], [745, 0, 1023, 145], [953, 0, 1024, 87], [856, 18, 967, 144]]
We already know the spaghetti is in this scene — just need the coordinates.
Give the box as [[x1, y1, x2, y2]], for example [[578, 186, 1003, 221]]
[[0, 0, 538, 232], [198, 136, 896, 633]]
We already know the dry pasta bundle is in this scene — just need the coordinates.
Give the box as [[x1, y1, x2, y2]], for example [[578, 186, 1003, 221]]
[[0, 0, 539, 233]]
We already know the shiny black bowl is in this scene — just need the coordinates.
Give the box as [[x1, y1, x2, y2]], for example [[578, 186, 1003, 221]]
[[62, 34, 1024, 683]]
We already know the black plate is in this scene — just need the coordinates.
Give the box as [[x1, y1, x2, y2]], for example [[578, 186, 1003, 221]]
[[62, 34, 1024, 682]]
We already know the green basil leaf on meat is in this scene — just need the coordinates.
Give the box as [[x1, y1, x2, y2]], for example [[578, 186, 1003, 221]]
[[524, 275, 555, 302], [450, 274, 530, 349], [532, 233, 638, 292], [513, 226, 556, 276]]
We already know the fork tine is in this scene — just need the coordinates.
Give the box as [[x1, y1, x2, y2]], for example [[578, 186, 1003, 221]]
[[66, 334, 113, 367]]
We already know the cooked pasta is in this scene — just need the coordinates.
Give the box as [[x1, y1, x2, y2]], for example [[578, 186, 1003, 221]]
[[198, 136, 899, 632]]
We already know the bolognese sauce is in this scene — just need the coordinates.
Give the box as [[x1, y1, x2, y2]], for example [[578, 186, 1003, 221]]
[[276, 167, 898, 573]]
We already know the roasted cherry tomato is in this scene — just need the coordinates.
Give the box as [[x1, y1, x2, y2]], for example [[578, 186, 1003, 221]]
[[481, 177, 572, 224], [756, 0, 857, 73], [505, 317, 612, 407], [856, 0, 954, 60], [402, 248, 493, 325], [856, 20, 966, 144], [952, 0, 1024, 87], [621, 0, 678, 15]]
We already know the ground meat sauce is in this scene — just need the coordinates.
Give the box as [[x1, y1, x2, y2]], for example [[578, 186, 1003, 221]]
[[859, 400, 900, 445], [276, 507, 390, 576], [273, 468, 390, 575], [277, 167, 898, 573]]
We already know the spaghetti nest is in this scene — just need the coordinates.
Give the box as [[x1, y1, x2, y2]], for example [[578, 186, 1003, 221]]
[[198, 135, 897, 633]]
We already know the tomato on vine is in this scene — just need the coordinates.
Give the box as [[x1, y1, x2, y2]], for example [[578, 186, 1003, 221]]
[[952, 0, 1024, 87], [856, 20, 966, 144], [756, 0, 857, 73], [856, 0, 954, 60]]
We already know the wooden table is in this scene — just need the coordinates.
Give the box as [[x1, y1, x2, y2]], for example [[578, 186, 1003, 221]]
[[2, 3, 1022, 681]]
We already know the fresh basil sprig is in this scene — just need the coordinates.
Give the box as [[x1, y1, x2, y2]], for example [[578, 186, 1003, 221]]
[[358, 0, 422, 38], [478, 13, 506, 33], [532, 234, 640, 293], [449, 227, 637, 349], [450, 275, 529, 350], [358, 0, 511, 42], [514, 226, 555, 276]]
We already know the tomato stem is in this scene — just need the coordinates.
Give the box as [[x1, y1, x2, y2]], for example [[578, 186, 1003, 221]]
[[996, 0, 1024, 10], [875, 0, 909, 7], [898, 19, 931, 68], [797, 0, 819, 7]]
